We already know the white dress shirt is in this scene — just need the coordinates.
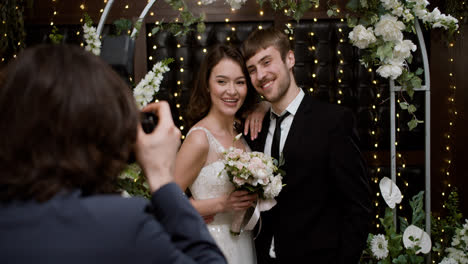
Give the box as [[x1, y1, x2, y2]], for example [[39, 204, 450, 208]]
[[264, 89, 305, 157]]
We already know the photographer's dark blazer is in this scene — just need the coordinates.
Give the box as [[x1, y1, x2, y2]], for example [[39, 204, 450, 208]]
[[0, 183, 226, 264], [248, 94, 372, 264]]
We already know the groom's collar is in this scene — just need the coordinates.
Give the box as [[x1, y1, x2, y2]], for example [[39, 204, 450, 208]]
[[270, 88, 305, 119]]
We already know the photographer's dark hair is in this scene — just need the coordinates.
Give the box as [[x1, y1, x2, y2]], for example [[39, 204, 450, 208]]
[[186, 44, 259, 129], [0, 44, 139, 203]]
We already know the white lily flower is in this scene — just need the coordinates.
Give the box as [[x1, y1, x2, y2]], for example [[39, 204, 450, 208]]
[[402, 225, 432, 254], [379, 177, 402, 208]]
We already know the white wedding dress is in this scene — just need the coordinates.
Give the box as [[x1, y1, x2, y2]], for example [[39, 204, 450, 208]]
[[187, 127, 257, 264]]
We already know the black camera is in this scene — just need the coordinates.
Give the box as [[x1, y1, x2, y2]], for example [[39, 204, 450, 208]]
[[141, 112, 158, 134]]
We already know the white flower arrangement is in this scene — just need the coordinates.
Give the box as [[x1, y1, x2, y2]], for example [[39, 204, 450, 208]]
[[439, 219, 468, 264], [133, 58, 174, 108], [346, 0, 459, 130], [82, 14, 101, 56], [364, 178, 431, 263]]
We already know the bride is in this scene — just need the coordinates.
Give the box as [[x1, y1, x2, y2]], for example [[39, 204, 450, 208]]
[[174, 44, 260, 264]]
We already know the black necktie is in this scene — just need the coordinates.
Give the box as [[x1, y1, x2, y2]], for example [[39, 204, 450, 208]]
[[271, 112, 290, 161]]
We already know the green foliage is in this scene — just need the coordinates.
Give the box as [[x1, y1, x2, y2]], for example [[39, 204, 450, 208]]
[[150, 0, 205, 37], [84, 13, 93, 27], [431, 189, 464, 263], [113, 18, 132, 36], [264, 0, 319, 21], [49, 25, 63, 44], [117, 163, 151, 199], [408, 191, 424, 227], [361, 192, 428, 263]]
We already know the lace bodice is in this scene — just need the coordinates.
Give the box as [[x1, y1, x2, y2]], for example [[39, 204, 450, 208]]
[[187, 127, 235, 201]]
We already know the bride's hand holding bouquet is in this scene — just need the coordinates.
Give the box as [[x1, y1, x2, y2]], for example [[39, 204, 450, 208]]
[[220, 144, 284, 235]]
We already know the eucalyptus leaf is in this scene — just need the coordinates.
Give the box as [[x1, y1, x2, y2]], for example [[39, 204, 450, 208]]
[[415, 68, 423, 75], [399, 216, 409, 233], [408, 118, 418, 131], [407, 104, 417, 114], [376, 42, 394, 61], [406, 87, 415, 99], [409, 191, 425, 227], [399, 102, 409, 110]]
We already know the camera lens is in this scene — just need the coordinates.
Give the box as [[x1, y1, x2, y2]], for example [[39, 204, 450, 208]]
[[141, 112, 158, 134]]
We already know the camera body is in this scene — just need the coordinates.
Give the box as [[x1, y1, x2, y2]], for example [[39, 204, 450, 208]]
[[141, 112, 158, 134]]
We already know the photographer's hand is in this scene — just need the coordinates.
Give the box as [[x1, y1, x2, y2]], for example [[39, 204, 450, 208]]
[[136, 101, 181, 193]]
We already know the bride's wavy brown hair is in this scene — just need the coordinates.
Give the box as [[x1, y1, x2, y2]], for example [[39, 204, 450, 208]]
[[185, 44, 259, 129], [0, 45, 139, 202]]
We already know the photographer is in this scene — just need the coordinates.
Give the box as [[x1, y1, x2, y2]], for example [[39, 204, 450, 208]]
[[0, 45, 226, 264]]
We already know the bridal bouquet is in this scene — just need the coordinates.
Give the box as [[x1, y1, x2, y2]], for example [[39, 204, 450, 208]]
[[220, 146, 284, 235]]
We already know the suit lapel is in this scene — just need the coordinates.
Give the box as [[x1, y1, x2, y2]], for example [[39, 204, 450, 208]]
[[282, 95, 313, 159]]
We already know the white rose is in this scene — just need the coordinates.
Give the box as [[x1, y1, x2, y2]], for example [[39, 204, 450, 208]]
[[414, 8, 428, 19], [263, 175, 283, 198], [374, 14, 405, 42], [253, 168, 268, 179], [393, 39, 417, 60], [376, 60, 404, 80], [348, 25, 377, 49], [422, 7, 441, 24]]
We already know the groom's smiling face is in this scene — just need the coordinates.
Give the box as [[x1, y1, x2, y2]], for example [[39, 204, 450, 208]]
[[246, 46, 293, 104]]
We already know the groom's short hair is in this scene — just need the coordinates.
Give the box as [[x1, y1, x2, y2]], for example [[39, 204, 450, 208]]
[[241, 27, 292, 63]]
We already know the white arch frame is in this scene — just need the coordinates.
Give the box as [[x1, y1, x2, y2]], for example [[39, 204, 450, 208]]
[[389, 19, 431, 263], [96, 0, 158, 38]]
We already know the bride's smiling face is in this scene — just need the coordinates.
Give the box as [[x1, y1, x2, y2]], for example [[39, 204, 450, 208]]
[[208, 58, 248, 117]]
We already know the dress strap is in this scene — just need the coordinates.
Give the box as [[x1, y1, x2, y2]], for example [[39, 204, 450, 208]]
[[186, 127, 225, 155]]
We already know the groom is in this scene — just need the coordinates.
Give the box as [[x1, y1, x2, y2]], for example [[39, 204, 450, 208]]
[[241, 27, 372, 263]]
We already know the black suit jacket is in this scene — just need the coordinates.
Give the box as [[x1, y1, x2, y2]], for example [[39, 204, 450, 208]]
[[0, 183, 226, 264], [248, 95, 372, 263]]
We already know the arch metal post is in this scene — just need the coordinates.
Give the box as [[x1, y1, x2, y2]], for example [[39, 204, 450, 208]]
[[389, 19, 431, 264]]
